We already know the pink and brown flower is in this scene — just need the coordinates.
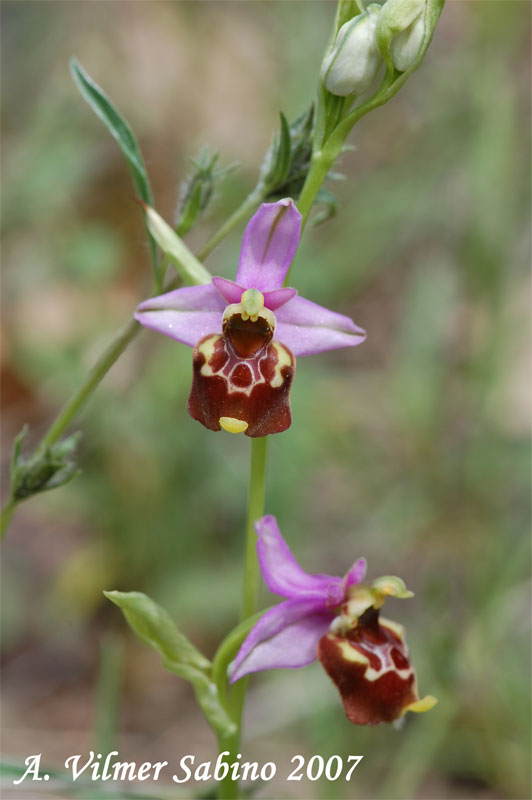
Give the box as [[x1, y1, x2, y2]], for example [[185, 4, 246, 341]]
[[231, 516, 436, 725], [135, 199, 365, 436]]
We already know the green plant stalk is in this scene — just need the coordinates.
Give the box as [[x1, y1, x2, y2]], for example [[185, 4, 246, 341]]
[[0, 499, 16, 538], [36, 317, 141, 457], [211, 614, 264, 800], [93, 631, 124, 757], [212, 610, 268, 713], [0, 186, 268, 538], [196, 184, 266, 261], [216, 436, 268, 800], [241, 437, 269, 620], [297, 150, 337, 228], [297, 84, 394, 228]]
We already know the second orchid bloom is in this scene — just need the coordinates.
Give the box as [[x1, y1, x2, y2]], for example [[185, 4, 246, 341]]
[[231, 516, 437, 726], [135, 199, 365, 436]]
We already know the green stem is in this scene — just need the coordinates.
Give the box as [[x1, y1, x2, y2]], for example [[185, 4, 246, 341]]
[[297, 72, 411, 232], [297, 151, 335, 229], [212, 610, 268, 800], [195, 185, 266, 262], [0, 498, 17, 539], [241, 437, 269, 620], [217, 436, 268, 800], [212, 609, 268, 712], [93, 631, 124, 756], [36, 317, 141, 457]]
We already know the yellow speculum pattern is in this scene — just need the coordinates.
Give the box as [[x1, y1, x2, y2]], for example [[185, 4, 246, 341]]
[[402, 695, 438, 715], [219, 417, 249, 434]]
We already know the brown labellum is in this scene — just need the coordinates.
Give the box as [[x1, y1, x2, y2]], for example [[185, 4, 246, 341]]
[[317, 607, 418, 725], [187, 321, 295, 437]]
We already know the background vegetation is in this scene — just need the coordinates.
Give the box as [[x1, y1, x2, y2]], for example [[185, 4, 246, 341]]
[[1, 2, 530, 799]]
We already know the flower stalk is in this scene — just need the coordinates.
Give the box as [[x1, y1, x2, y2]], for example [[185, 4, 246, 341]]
[[212, 437, 268, 800], [242, 437, 269, 620]]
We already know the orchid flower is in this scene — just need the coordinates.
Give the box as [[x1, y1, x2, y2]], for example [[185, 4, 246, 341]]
[[135, 199, 365, 437], [231, 515, 437, 726]]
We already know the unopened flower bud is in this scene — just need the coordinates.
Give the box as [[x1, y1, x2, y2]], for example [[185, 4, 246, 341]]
[[175, 148, 236, 237], [389, 8, 425, 70], [321, 5, 383, 97], [377, 0, 427, 71]]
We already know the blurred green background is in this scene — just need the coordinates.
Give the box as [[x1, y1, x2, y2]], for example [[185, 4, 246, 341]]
[[1, 2, 530, 799]]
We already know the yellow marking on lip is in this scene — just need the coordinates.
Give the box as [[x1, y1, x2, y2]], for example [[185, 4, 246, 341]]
[[270, 341, 292, 388], [336, 639, 369, 666], [402, 695, 438, 715], [199, 335, 221, 377], [335, 634, 413, 682], [219, 417, 248, 434]]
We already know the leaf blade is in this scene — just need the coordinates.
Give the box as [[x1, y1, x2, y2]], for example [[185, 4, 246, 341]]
[[105, 590, 236, 737], [70, 58, 159, 285], [104, 590, 210, 670], [70, 58, 152, 204]]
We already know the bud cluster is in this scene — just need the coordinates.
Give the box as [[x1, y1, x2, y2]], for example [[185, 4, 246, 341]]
[[175, 147, 236, 237], [321, 0, 429, 97], [10, 427, 81, 501]]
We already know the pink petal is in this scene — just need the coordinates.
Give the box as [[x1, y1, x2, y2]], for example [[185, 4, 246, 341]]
[[327, 558, 367, 606], [263, 287, 298, 310], [135, 284, 225, 347], [231, 599, 333, 682], [344, 558, 367, 590], [211, 278, 297, 311], [256, 515, 341, 600], [136, 283, 225, 312], [212, 277, 244, 305], [236, 199, 302, 292], [135, 309, 223, 347], [275, 295, 366, 357]]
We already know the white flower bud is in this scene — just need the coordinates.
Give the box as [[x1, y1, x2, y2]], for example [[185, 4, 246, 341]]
[[389, 8, 425, 71], [377, 0, 427, 71], [321, 5, 383, 97], [379, 0, 426, 33]]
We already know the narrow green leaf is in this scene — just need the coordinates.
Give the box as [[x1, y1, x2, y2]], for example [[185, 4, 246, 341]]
[[104, 590, 210, 670], [70, 58, 152, 204], [70, 58, 159, 285], [105, 590, 236, 737]]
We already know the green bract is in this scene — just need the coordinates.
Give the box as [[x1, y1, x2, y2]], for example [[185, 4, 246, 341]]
[[10, 427, 81, 501], [143, 204, 211, 285]]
